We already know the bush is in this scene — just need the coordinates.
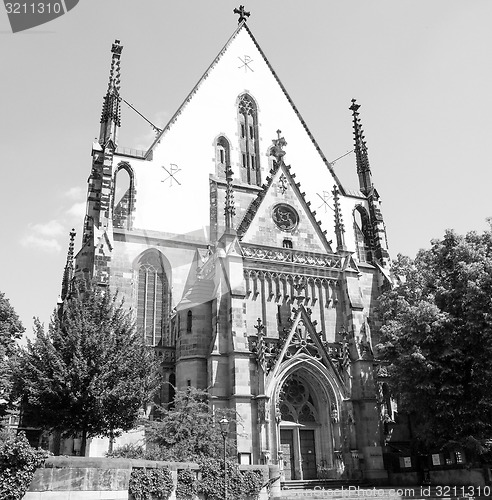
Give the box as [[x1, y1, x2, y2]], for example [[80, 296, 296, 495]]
[[0, 431, 50, 500], [129, 467, 173, 500], [194, 458, 263, 500], [107, 443, 146, 459], [176, 468, 197, 499]]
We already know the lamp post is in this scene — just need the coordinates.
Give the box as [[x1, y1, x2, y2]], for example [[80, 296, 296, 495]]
[[219, 417, 229, 500]]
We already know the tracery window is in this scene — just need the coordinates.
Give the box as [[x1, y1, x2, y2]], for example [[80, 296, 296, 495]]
[[279, 373, 318, 423], [136, 251, 170, 346], [237, 93, 260, 186]]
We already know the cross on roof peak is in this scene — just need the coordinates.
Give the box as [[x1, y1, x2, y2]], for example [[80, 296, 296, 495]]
[[233, 5, 250, 23]]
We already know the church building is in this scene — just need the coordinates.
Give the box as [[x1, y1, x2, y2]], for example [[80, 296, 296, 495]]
[[73, 7, 393, 482]]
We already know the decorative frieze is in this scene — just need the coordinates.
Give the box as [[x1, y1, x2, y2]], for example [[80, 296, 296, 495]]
[[242, 244, 341, 269], [243, 269, 338, 306]]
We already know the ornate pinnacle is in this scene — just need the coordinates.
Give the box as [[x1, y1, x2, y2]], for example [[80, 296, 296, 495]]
[[233, 5, 250, 23], [224, 165, 236, 231], [99, 40, 123, 145], [253, 318, 268, 371], [61, 229, 76, 301], [270, 129, 287, 162], [332, 185, 346, 251], [350, 99, 372, 195]]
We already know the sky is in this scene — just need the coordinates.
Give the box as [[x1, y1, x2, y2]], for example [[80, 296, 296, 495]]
[[1, 0, 492, 336]]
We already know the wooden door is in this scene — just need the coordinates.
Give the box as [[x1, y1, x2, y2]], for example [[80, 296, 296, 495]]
[[280, 429, 295, 480], [300, 429, 317, 480]]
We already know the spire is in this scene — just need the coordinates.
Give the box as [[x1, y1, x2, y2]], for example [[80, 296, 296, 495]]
[[350, 99, 373, 196], [61, 229, 76, 301], [332, 185, 346, 252], [233, 5, 250, 23], [224, 165, 236, 233], [99, 39, 123, 146]]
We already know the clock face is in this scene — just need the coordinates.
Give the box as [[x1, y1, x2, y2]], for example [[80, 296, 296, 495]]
[[272, 204, 299, 232]]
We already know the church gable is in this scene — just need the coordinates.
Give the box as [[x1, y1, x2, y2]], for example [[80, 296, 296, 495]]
[[238, 158, 333, 254], [126, 21, 343, 239]]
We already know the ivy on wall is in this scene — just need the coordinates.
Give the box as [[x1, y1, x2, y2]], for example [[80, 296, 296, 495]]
[[177, 459, 263, 500], [129, 468, 173, 500]]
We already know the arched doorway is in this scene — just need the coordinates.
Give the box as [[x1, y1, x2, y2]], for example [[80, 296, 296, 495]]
[[276, 369, 338, 480]]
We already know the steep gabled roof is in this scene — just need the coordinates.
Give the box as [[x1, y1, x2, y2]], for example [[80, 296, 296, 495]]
[[144, 21, 345, 192]]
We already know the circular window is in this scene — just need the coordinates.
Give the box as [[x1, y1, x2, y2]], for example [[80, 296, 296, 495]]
[[272, 204, 299, 232]]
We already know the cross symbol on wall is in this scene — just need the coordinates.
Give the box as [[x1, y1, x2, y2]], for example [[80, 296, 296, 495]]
[[161, 164, 182, 186], [317, 191, 334, 212], [238, 55, 254, 72]]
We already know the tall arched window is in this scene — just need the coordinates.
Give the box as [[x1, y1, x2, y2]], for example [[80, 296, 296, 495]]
[[354, 206, 372, 263], [237, 93, 260, 186], [113, 163, 135, 230], [136, 251, 171, 346], [186, 310, 192, 333], [215, 136, 231, 178]]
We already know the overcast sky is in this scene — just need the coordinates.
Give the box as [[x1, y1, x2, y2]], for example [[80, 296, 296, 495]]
[[1, 0, 491, 335]]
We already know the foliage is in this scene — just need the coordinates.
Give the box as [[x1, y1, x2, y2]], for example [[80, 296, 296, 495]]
[[176, 468, 197, 500], [377, 230, 492, 456], [129, 467, 173, 500], [107, 443, 147, 459], [195, 458, 263, 500], [0, 430, 50, 500], [15, 282, 161, 455], [145, 387, 238, 462], [0, 292, 24, 423]]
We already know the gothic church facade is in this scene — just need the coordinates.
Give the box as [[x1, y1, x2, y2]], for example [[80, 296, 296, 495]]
[[74, 10, 392, 482]]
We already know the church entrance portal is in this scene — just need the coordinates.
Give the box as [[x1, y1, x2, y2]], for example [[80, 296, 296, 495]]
[[277, 372, 328, 480]]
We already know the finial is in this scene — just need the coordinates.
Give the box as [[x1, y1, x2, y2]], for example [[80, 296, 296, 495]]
[[270, 129, 287, 162], [254, 318, 265, 337], [224, 165, 236, 232], [61, 229, 76, 301], [233, 5, 250, 23], [99, 40, 123, 146], [332, 185, 346, 252], [350, 99, 372, 196]]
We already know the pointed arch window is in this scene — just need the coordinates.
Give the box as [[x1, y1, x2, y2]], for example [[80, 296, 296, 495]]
[[186, 310, 192, 333], [354, 206, 372, 263], [237, 93, 260, 186], [136, 251, 171, 346], [113, 163, 135, 230], [215, 136, 230, 178], [279, 373, 319, 424]]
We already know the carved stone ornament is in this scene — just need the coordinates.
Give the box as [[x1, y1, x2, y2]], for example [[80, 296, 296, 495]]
[[272, 203, 299, 232], [278, 173, 289, 195]]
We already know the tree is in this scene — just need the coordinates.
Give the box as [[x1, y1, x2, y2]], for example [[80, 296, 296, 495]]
[[377, 229, 492, 458], [16, 283, 161, 455], [0, 292, 24, 424], [144, 387, 238, 462]]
